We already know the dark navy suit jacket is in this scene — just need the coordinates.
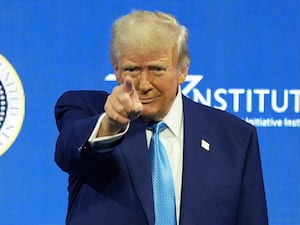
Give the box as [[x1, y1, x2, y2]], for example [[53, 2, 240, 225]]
[[55, 90, 268, 225]]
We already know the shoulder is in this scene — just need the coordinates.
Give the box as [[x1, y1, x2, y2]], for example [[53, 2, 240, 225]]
[[55, 90, 109, 110], [56, 90, 109, 104], [183, 95, 255, 133], [54, 90, 109, 124]]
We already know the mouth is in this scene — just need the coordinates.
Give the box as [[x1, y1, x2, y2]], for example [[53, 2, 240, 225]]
[[139, 97, 157, 104]]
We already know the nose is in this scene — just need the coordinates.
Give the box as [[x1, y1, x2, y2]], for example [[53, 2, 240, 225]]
[[138, 70, 152, 92]]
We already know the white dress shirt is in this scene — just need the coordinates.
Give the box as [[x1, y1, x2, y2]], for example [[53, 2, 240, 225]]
[[89, 88, 184, 224]]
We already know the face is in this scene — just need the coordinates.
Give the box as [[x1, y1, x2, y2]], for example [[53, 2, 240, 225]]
[[114, 47, 188, 121]]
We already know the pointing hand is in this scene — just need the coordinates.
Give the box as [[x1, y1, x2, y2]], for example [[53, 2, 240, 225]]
[[99, 76, 143, 136]]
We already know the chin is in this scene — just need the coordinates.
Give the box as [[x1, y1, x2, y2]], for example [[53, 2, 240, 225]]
[[141, 111, 156, 120]]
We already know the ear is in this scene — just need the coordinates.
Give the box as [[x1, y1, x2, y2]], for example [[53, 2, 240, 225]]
[[177, 64, 189, 85], [113, 64, 123, 84]]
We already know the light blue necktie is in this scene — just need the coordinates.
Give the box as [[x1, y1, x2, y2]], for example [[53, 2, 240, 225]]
[[149, 121, 176, 225]]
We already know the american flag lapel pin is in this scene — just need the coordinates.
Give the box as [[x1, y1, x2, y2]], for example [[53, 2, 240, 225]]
[[201, 139, 210, 151]]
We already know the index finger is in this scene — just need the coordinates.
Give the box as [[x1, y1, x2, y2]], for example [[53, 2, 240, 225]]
[[123, 76, 135, 93]]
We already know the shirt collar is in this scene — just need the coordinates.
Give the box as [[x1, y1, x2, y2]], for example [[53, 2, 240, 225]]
[[163, 86, 183, 138]]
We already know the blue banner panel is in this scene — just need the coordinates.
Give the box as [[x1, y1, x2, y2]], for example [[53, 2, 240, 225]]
[[0, 0, 299, 224]]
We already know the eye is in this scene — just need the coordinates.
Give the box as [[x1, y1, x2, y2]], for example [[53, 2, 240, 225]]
[[150, 66, 166, 76], [125, 67, 138, 72], [123, 67, 140, 76]]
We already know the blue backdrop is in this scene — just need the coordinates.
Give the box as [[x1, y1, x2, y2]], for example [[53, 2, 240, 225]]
[[0, 0, 299, 224]]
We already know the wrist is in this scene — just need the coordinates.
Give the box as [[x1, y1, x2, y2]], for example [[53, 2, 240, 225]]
[[97, 115, 128, 137]]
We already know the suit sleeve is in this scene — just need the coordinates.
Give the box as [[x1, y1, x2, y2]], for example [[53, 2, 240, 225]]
[[54, 91, 113, 177], [237, 127, 269, 224]]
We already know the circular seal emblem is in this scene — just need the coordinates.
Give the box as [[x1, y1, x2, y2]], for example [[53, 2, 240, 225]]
[[0, 54, 25, 156]]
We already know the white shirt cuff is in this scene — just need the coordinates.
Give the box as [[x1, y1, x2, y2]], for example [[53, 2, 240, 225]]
[[88, 113, 129, 146]]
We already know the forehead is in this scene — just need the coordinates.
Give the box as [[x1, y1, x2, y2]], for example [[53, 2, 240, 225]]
[[119, 47, 176, 65]]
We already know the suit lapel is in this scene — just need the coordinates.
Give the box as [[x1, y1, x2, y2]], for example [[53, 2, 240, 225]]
[[121, 118, 155, 225], [179, 97, 213, 225], [118, 97, 215, 225]]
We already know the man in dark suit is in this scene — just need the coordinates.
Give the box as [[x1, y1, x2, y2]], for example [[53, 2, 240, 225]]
[[55, 10, 268, 225]]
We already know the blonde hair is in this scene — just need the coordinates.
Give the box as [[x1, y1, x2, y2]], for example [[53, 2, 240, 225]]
[[110, 10, 190, 69]]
